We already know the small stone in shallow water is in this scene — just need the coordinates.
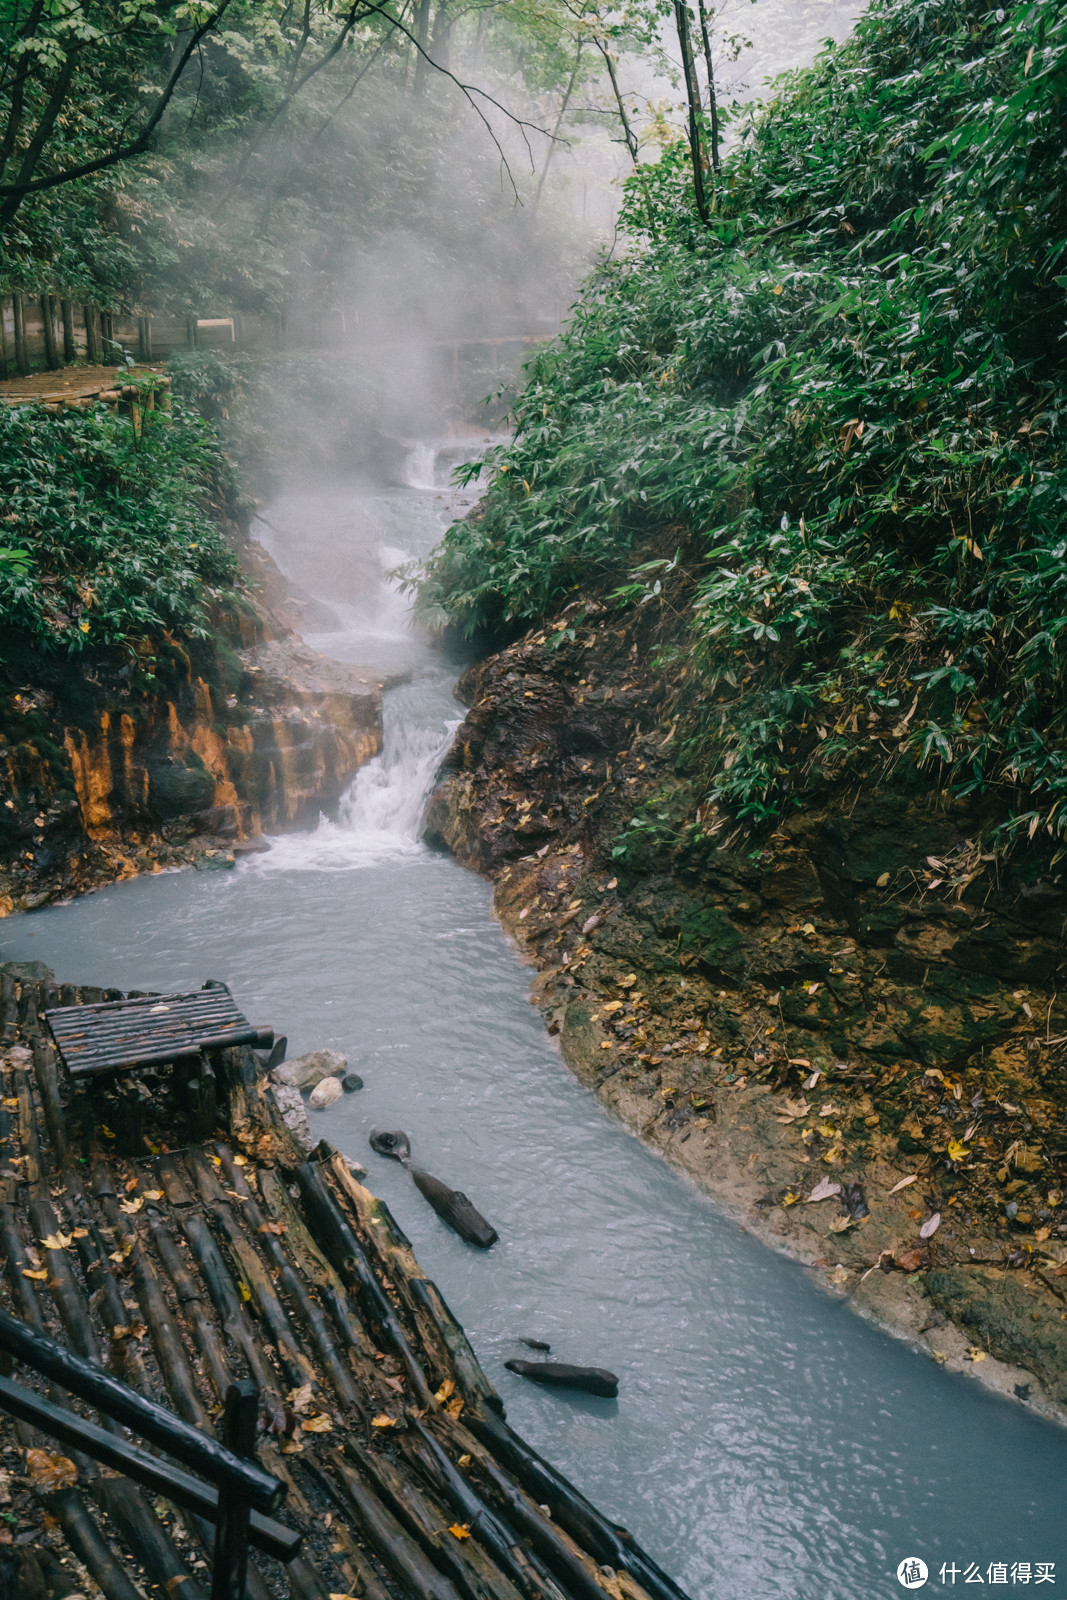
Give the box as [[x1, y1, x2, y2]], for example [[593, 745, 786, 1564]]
[[342, 1073, 364, 1093], [308, 1076, 343, 1110]]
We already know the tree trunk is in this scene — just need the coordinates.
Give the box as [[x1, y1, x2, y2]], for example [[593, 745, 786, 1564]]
[[83, 305, 98, 363], [429, 1, 451, 74], [60, 298, 76, 362], [674, 2, 709, 226], [138, 315, 152, 361], [0, 298, 9, 378], [13, 294, 27, 375], [412, 0, 432, 94], [533, 40, 583, 215], [695, 0, 720, 173], [40, 294, 60, 369]]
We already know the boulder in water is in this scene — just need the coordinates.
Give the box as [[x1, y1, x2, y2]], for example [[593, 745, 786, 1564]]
[[273, 1048, 347, 1090], [309, 1075, 344, 1111], [342, 1073, 364, 1092]]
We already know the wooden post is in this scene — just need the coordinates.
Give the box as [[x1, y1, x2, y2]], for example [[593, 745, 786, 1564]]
[[0, 296, 9, 378], [186, 316, 197, 350], [83, 305, 98, 363], [61, 298, 76, 363], [40, 294, 60, 369], [138, 316, 153, 361], [13, 292, 28, 375], [212, 1381, 258, 1600]]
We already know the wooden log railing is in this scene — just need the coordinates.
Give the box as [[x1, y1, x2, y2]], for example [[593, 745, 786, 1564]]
[[0, 1307, 298, 1600]]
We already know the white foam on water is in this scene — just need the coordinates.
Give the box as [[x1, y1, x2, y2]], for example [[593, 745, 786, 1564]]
[[250, 443, 467, 872], [404, 441, 438, 490], [253, 693, 459, 872]]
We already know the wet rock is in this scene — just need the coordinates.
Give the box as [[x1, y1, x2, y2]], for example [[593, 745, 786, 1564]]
[[193, 849, 235, 872], [0, 962, 55, 983], [308, 1075, 343, 1111], [341, 1073, 363, 1092], [272, 1048, 347, 1090], [270, 1083, 313, 1154]]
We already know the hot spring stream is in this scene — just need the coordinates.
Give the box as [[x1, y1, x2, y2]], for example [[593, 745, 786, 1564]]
[[3, 454, 1066, 1600]]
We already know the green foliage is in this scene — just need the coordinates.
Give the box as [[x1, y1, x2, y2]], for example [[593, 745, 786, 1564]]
[[420, 0, 1067, 849], [0, 399, 240, 668]]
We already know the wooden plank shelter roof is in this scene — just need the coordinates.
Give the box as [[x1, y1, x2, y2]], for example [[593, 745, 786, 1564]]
[[44, 986, 273, 1077]]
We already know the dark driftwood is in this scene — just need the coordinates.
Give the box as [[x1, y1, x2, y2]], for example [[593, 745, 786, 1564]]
[[31, 1040, 68, 1170], [411, 1167, 499, 1249], [256, 1166, 368, 1356], [343, 1434, 524, 1600], [470, 1408, 689, 1600], [293, 1157, 433, 1407], [41, 1487, 145, 1600], [176, 1206, 277, 1397], [14, 1069, 43, 1194], [402, 1418, 570, 1600], [368, 1129, 498, 1249], [432, 1421, 612, 1600], [93, 1168, 212, 1429], [503, 1362, 618, 1399], [329, 1450, 465, 1600], [213, 1145, 364, 1413], [92, 1476, 208, 1600], [148, 1213, 233, 1402]]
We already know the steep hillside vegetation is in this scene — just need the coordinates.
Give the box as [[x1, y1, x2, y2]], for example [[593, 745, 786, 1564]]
[[423, 0, 1067, 856]]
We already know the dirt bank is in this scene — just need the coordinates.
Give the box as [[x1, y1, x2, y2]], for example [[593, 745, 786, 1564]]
[[425, 591, 1067, 1426]]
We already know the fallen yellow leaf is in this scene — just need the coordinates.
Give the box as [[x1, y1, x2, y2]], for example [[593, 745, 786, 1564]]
[[457, 1454, 472, 1469], [434, 1379, 456, 1405], [40, 1232, 72, 1251], [142, 1190, 164, 1201], [301, 1414, 333, 1434], [446, 1397, 464, 1420], [287, 1383, 314, 1413], [22, 1268, 48, 1281], [26, 1450, 77, 1490], [233, 1155, 247, 1166], [448, 1525, 471, 1540], [119, 1197, 143, 1215], [371, 1414, 397, 1429]]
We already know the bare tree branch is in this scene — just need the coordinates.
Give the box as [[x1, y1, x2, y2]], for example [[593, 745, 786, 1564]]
[[358, 0, 553, 194]]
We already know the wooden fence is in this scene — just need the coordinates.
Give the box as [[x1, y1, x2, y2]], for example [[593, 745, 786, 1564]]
[[0, 294, 557, 380]]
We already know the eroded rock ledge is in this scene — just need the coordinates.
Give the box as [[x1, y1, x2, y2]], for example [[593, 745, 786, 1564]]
[[426, 597, 1067, 1425], [0, 574, 381, 916]]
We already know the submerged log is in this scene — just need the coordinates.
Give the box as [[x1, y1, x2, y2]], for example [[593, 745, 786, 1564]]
[[503, 1363, 618, 1400], [368, 1129, 498, 1249]]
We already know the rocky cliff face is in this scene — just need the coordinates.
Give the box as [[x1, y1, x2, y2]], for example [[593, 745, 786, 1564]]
[[0, 553, 381, 914], [426, 594, 1067, 1423]]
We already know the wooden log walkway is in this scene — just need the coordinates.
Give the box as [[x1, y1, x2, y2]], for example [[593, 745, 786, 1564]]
[[0, 970, 692, 1600]]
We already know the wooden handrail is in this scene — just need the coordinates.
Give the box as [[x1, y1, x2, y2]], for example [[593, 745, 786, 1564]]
[[0, 1307, 284, 1512]]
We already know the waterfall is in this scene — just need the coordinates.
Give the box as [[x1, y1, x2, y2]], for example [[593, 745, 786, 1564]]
[[404, 441, 438, 490]]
